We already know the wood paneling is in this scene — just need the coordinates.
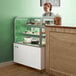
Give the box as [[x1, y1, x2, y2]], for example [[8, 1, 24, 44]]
[[46, 26, 76, 76]]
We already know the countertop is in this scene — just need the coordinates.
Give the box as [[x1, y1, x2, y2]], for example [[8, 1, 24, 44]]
[[45, 25, 76, 29]]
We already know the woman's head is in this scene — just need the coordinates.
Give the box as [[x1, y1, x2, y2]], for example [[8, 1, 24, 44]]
[[43, 3, 52, 13]]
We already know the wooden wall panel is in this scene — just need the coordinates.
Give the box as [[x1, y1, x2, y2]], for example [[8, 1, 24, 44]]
[[46, 26, 76, 76]]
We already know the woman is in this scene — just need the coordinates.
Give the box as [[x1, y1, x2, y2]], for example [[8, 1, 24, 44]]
[[43, 3, 55, 19], [42, 3, 55, 25], [43, 2, 61, 25]]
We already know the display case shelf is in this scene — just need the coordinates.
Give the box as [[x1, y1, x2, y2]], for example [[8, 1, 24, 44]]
[[22, 32, 46, 37], [25, 24, 45, 28], [16, 42, 40, 47]]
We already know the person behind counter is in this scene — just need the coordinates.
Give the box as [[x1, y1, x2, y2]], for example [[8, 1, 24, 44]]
[[42, 2, 61, 25], [43, 2, 55, 19]]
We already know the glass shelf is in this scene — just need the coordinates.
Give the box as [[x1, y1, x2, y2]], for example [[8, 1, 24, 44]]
[[22, 32, 46, 37], [15, 42, 44, 47], [25, 24, 45, 28]]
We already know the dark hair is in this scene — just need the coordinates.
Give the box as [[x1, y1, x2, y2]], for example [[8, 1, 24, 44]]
[[44, 3, 52, 11]]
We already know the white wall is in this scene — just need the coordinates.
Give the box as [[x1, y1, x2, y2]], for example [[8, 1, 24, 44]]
[[52, 0, 76, 26]]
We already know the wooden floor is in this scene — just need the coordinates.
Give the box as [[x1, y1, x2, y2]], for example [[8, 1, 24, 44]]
[[0, 63, 53, 76]]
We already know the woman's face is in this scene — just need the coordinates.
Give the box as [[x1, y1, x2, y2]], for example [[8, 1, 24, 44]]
[[44, 5, 50, 13]]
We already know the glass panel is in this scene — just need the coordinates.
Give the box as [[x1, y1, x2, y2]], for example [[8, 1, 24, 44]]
[[14, 17, 45, 47]]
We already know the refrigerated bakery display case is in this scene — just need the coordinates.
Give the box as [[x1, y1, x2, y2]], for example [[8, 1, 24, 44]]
[[13, 17, 45, 70]]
